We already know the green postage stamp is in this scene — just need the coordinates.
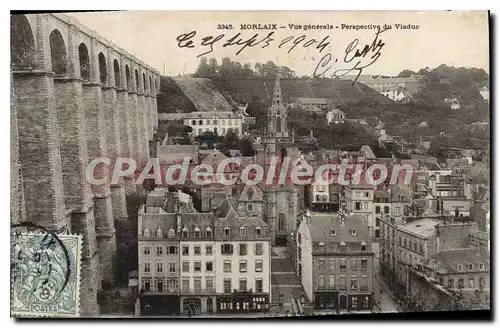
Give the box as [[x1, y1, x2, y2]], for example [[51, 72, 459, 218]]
[[11, 232, 82, 317]]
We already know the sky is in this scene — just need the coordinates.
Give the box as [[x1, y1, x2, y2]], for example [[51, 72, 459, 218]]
[[68, 11, 489, 77]]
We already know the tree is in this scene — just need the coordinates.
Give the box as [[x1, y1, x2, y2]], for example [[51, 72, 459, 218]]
[[239, 137, 255, 156], [397, 69, 416, 77], [195, 131, 219, 149]]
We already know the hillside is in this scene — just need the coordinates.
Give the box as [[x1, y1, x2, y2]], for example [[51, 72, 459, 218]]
[[157, 76, 197, 113], [173, 77, 236, 112], [217, 77, 392, 106]]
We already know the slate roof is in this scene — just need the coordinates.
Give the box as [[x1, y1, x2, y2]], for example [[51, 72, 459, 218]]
[[398, 218, 441, 238], [430, 248, 490, 274], [390, 185, 411, 202], [359, 145, 376, 160], [308, 214, 370, 243]]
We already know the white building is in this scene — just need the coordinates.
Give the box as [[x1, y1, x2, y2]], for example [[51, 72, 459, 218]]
[[343, 184, 376, 237], [183, 111, 243, 137], [213, 198, 272, 314]]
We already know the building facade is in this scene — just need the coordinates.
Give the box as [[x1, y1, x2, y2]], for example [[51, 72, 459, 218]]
[[183, 111, 243, 137], [296, 212, 374, 313]]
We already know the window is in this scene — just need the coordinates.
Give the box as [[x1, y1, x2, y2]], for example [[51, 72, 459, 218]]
[[468, 278, 475, 288], [156, 262, 163, 273], [239, 260, 247, 272], [182, 229, 188, 238], [144, 246, 150, 255], [329, 275, 335, 288], [156, 278, 164, 292], [156, 246, 163, 255], [355, 202, 361, 210], [169, 262, 176, 273], [403, 238, 407, 248], [361, 259, 368, 271], [194, 246, 201, 255], [194, 261, 201, 272], [192, 120, 196, 125], [376, 218, 380, 227], [419, 244, 423, 254], [255, 243, 263, 255], [479, 277, 485, 290], [329, 258, 336, 270], [351, 259, 358, 270], [144, 229, 150, 238], [408, 241, 412, 250], [339, 276, 346, 290], [221, 244, 233, 255], [384, 206, 390, 214], [350, 277, 358, 290], [167, 246, 177, 255], [142, 278, 151, 292], [206, 277, 214, 293], [255, 227, 261, 237], [206, 228, 213, 238], [224, 260, 232, 272], [224, 227, 230, 237], [479, 263, 484, 270], [376, 206, 381, 214], [351, 229, 356, 236], [194, 278, 202, 293], [194, 229, 201, 239], [319, 258, 325, 270], [157, 229, 162, 238], [458, 264, 464, 271], [224, 279, 232, 293], [340, 243, 346, 253], [255, 260, 263, 272], [247, 204, 253, 211], [364, 192, 369, 198], [168, 229, 175, 238], [467, 264, 473, 270], [206, 245, 213, 255], [318, 276, 325, 288], [361, 243, 367, 252], [206, 261, 213, 272], [182, 279, 190, 293], [340, 259, 346, 271], [239, 279, 247, 291], [240, 227, 246, 236], [144, 262, 150, 273], [399, 237, 402, 246], [331, 229, 336, 236], [458, 278, 465, 289], [182, 245, 189, 255], [240, 243, 247, 256], [198, 120, 203, 125], [213, 120, 218, 125], [182, 261, 189, 273], [360, 276, 368, 291], [255, 278, 263, 293]]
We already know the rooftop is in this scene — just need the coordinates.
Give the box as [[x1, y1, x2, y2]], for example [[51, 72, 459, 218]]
[[398, 218, 442, 238], [308, 213, 370, 243]]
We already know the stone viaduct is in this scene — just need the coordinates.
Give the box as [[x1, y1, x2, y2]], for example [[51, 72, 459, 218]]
[[10, 13, 160, 316]]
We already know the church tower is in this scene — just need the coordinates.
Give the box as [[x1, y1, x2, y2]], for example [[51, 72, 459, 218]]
[[268, 73, 288, 139]]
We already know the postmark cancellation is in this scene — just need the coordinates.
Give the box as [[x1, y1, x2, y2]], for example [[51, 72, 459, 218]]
[[11, 232, 82, 318]]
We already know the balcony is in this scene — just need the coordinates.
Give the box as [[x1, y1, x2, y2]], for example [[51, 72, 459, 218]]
[[181, 288, 215, 295]]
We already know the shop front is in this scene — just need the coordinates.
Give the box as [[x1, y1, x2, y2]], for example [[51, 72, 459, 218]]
[[314, 291, 339, 311], [216, 292, 270, 313], [348, 294, 372, 312]]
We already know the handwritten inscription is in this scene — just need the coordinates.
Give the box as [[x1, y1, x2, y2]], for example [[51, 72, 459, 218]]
[[176, 26, 389, 84]]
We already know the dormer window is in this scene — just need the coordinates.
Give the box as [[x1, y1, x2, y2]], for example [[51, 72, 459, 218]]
[[331, 229, 336, 236], [255, 227, 261, 238], [156, 229, 163, 238], [182, 227, 188, 238], [361, 242, 367, 252], [224, 227, 230, 237], [194, 226, 201, 239], [240, 227, 246, 236], [340, 217, 346, 226], [478, 263, 484, 270], [168, 228, 175, 238], [467, 264, 473, 270], [351, 229, 356, 236], [399, 195, 405, 202], [340, 241, 346, 252], [318, 242, 325, 250], [144, 229, 150, 238], [457, 264, 464, 271], [206, 227, 213, 238]]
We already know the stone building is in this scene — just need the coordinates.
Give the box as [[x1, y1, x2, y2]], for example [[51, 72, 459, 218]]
[[296, 212, 375, 313], [183, 111, 243, 137], [213, 198, 272, 314]]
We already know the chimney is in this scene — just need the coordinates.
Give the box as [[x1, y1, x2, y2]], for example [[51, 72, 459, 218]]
[[175, 201, 182, 233]]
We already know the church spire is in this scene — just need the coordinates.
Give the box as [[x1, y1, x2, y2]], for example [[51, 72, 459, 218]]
[[272, 71, 282, 106]]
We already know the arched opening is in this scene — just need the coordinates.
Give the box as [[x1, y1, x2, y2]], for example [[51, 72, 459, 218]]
[[154, 79, 157, 94], [98, 52, 107, 84], [49, 29, 67, 76], [276, 116, 282, 133], [10, 15, 36, 69], [143, 73, 146, 93], [149, 76, 152, 94], [78, 43, 90, 81], [113, 59, 120, 87], [135, 69, 139, 91], [125, 65, 131, 90]]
